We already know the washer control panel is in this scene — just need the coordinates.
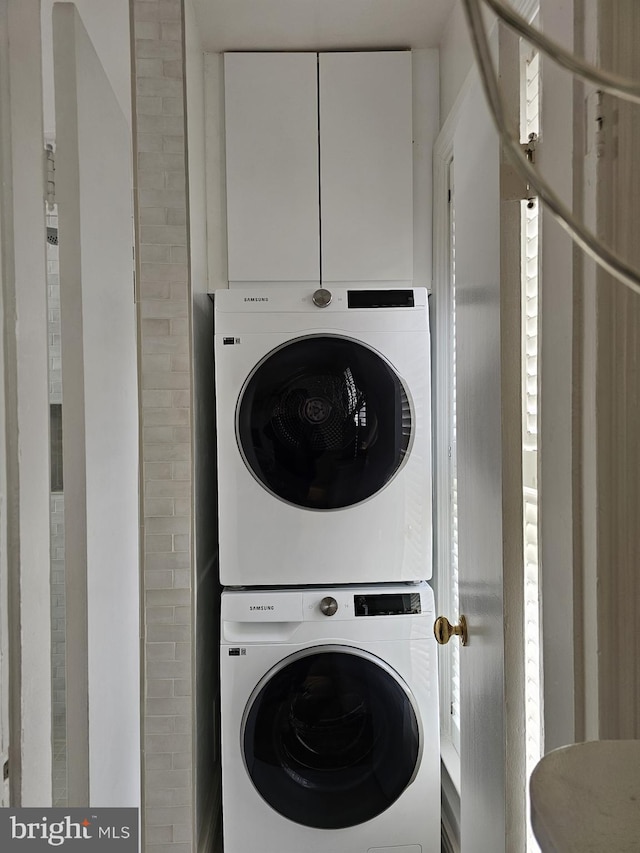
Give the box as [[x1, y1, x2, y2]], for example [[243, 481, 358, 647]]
[[221, 584, 433, 630]]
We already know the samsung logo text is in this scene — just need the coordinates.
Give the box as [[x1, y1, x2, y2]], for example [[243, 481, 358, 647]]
[[249, 605, 275, 611]]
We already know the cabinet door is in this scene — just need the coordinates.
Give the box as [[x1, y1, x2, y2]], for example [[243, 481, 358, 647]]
[[224, 53, 320, 284], [319, 51, 413, 284]]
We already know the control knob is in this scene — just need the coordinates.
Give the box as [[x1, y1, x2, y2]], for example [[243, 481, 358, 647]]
[[319, 596, 338, 616], [312, 288, 332, 308]]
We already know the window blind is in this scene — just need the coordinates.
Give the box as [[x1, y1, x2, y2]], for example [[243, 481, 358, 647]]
[[521, 47, 542, 853]]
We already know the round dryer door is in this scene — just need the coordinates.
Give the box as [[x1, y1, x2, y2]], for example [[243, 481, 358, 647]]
[[242, 646, 421, 829], [236, 335, 412, 510]]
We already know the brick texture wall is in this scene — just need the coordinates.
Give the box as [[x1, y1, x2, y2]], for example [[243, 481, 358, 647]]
[[131, 1, 195, 849]]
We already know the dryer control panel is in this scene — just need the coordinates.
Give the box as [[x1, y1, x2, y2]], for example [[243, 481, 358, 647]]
[[354, 592, 421, 617]]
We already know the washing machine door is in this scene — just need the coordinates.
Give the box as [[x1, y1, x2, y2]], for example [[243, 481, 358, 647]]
[[242, 646, 421, 829], [236, 335, 412, 510]]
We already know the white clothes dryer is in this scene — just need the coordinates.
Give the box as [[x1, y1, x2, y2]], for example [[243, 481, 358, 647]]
[[220, 582, 440, 853], [214, 286, 432, 586]]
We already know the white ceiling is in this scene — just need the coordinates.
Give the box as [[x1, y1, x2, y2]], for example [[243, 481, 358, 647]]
[[191, 0, 456, 53]]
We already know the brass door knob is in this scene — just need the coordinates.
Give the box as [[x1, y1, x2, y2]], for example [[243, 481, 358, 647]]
[[434, 615, 468, 646]]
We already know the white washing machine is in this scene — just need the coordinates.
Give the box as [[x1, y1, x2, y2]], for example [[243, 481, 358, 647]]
[[214, 286, 432, 586], [220, 582, 440, 853]]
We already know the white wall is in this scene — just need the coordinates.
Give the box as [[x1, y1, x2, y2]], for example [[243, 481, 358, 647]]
[[438, 0, 539, 126], [53, 3, 139, 805], [0, 0, 53, 806], [41, 0, 131, 136], [439, 1, 475, 126], [580, 0, 640, 742]]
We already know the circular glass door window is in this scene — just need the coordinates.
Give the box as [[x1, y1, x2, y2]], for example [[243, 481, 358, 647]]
[[242, 647, 421, 829], [236, 335, 412, 510]]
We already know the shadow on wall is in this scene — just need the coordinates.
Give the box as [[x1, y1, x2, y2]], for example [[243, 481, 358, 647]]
[[193, 293, 222, 851]]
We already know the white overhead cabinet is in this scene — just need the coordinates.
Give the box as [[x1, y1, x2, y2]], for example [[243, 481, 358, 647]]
[[224, 53, 320, 284], [319, 51, 413, 284], [224, 51, 413, 285]]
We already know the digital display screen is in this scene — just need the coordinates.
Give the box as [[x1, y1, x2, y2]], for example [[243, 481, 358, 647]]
[[347, 289, 415, 309], [354, 593, 421, 617]]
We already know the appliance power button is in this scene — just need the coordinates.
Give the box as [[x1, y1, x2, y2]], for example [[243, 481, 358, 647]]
[[319, 596, 338, 616], [312, 288, 332, 308]]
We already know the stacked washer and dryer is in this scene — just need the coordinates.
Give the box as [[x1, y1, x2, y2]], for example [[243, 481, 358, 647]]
[[214, 286, 440, 853]]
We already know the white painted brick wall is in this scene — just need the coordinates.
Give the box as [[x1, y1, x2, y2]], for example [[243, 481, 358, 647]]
[[132, 0, 194, 849]]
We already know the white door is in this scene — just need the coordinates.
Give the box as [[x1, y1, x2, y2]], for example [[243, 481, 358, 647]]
[[53, 3, 140, 807], [452, 43, 525, 853]]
